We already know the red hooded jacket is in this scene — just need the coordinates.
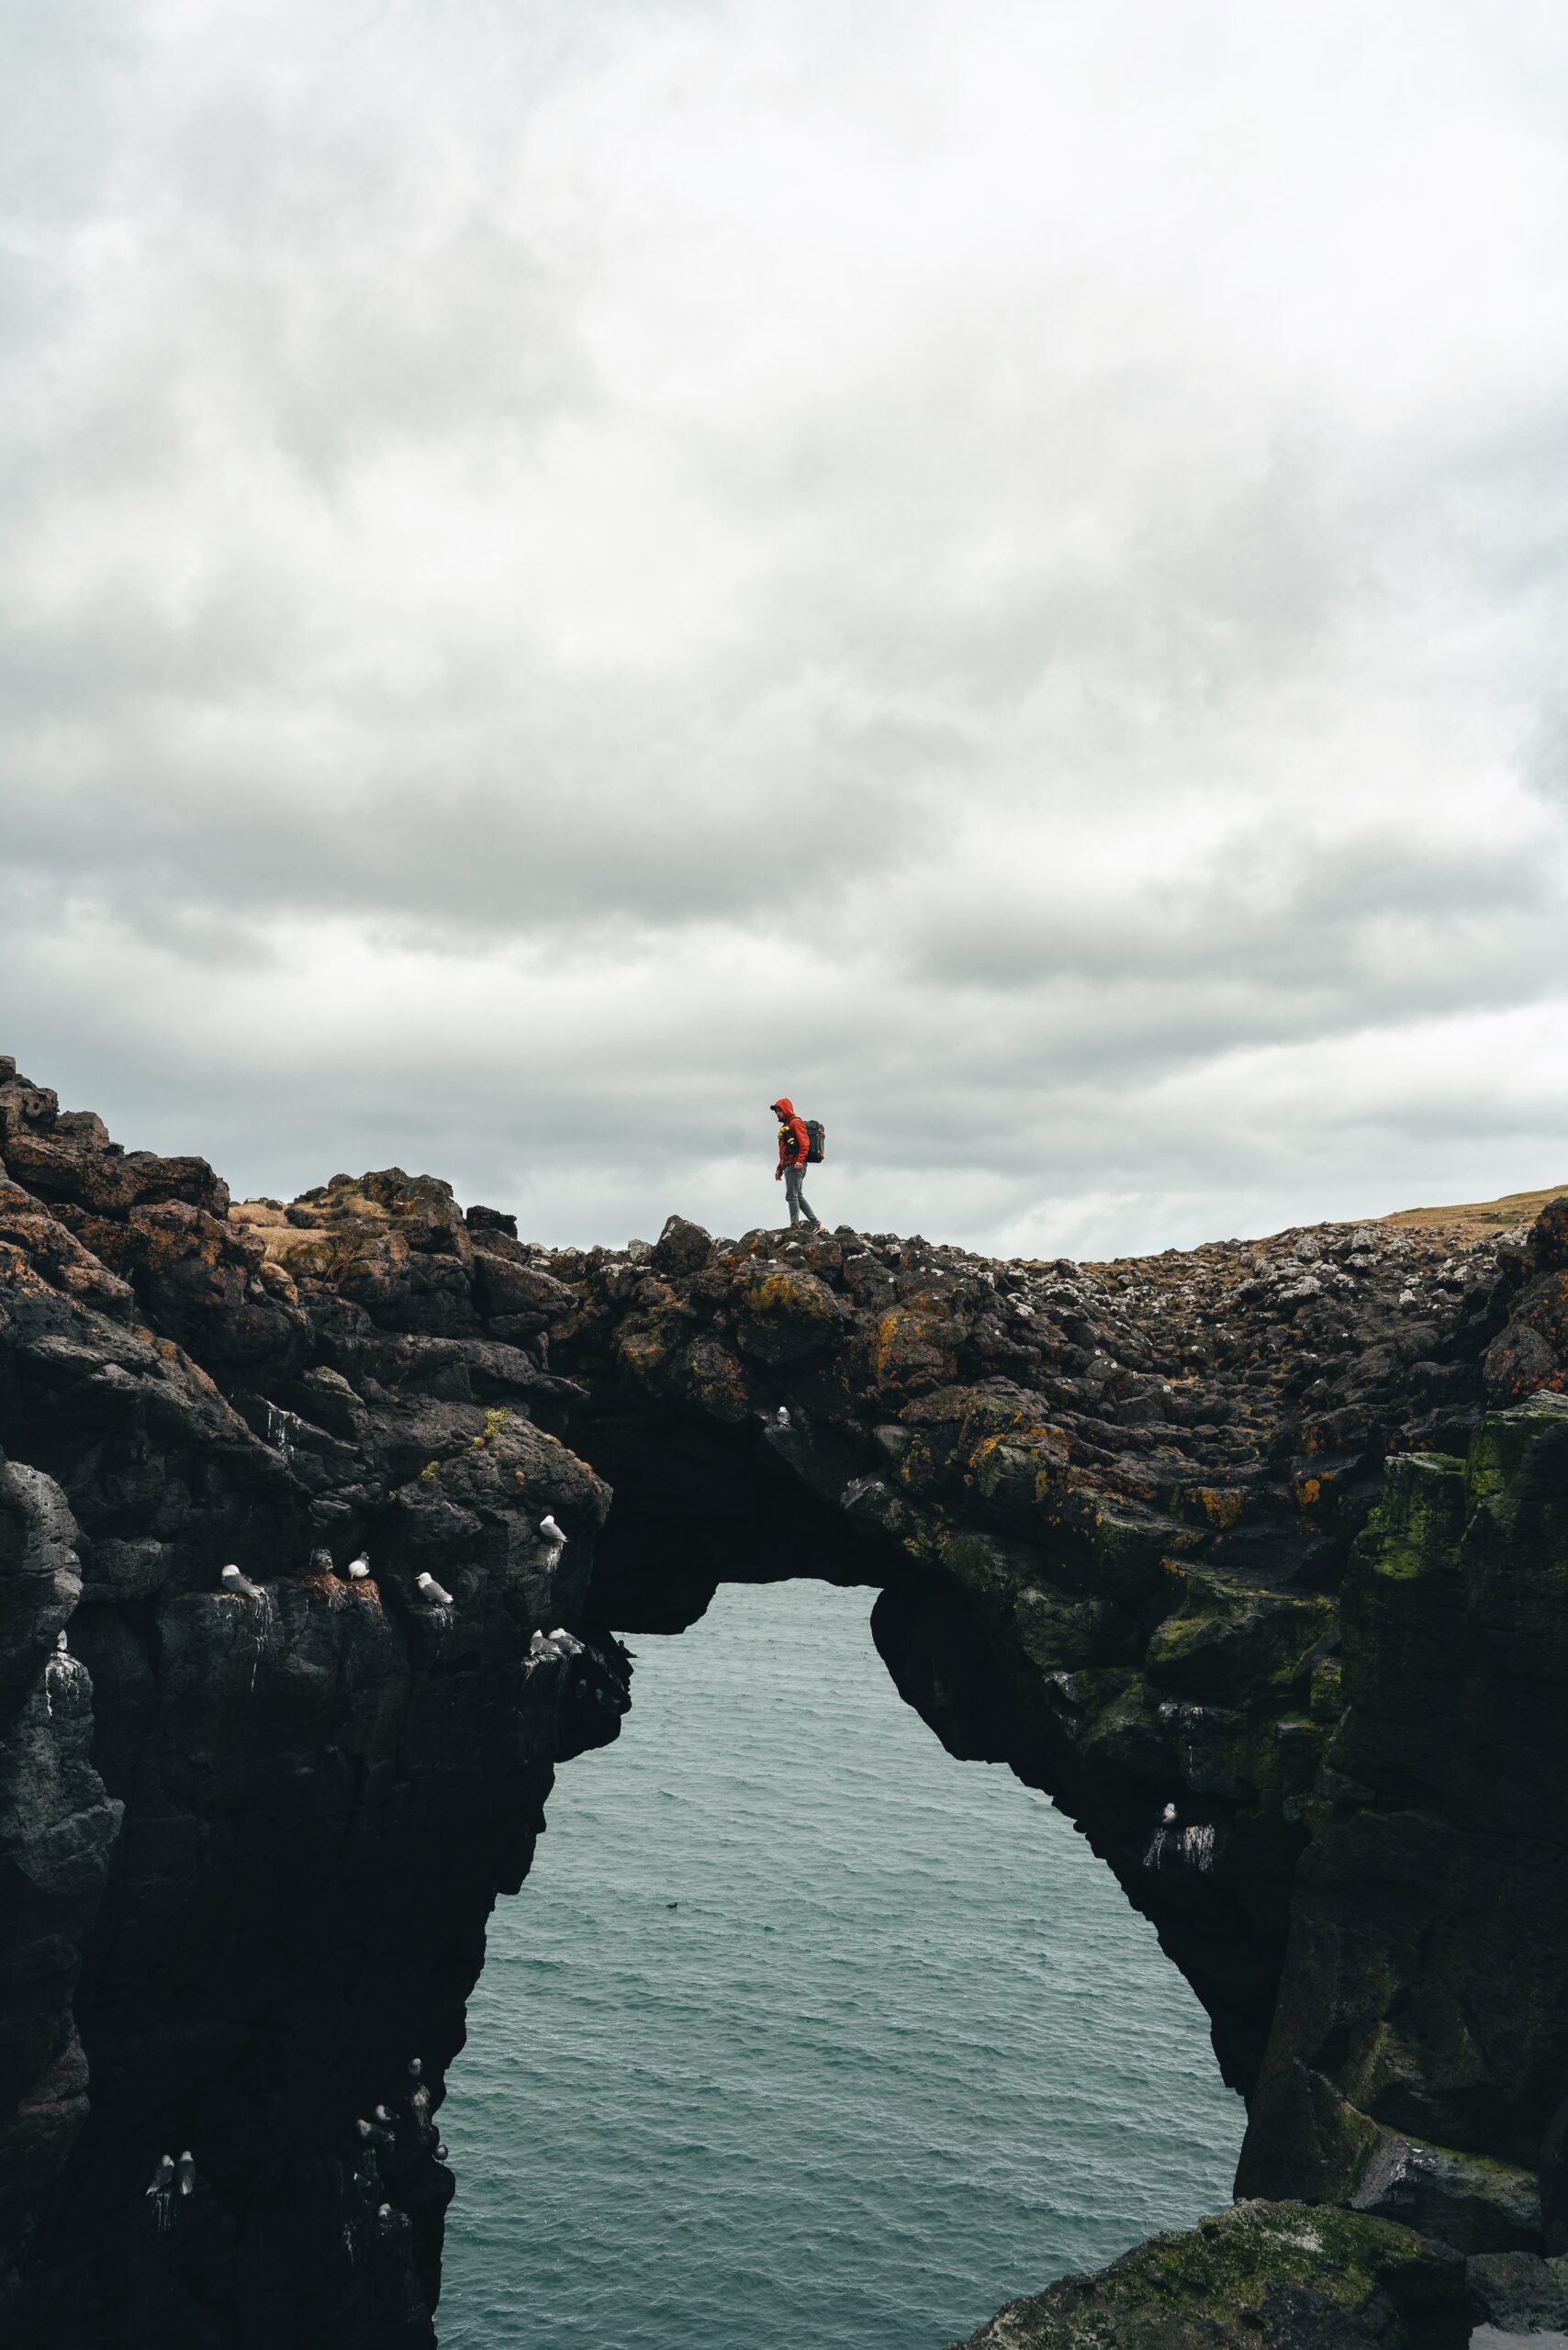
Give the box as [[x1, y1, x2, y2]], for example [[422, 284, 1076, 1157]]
[[771, 1097, 810, 1172]]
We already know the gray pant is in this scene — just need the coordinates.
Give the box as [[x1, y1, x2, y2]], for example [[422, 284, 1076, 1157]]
[[784, 1164, 821, 1227]]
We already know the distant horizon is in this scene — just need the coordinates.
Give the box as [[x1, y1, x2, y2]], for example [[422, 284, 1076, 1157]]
[[8, 1038, 1562, 1264], [5, 2, 1566, 1265]]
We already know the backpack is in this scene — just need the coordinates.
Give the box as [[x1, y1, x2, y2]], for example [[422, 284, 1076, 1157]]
[[803, 1118, 826, 1165]]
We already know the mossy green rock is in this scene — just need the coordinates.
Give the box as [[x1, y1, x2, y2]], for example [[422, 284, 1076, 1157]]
[[949, 2200, 1466, 2349], [1144, 1567, 1334, 1705], [1238, 1394, 1568, 2221]]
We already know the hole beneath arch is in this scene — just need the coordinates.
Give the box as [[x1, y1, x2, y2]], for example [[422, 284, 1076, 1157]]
[[437, 1578, 1243, 2349]]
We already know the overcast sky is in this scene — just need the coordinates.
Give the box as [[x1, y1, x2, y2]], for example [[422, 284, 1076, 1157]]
[[5, 0, 1568, 1256]]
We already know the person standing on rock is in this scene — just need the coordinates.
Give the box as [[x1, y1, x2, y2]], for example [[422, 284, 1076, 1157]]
[[770, 1096, 822, 1230]]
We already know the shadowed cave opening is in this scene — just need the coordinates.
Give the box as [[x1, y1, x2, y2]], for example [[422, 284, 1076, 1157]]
[[428, 1405, 1249, 2347], [551, 1393, 1293, 2098]]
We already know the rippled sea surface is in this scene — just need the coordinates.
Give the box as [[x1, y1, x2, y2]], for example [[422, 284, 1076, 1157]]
[[437, 1579, 1243, 2349]]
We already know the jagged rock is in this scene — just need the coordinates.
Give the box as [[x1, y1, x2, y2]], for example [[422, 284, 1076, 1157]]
[[1349, 2129, 1541, 2255], [651, 1214, 713, 1277], [2, 1054, 1567, 2348], [465, 1204, 517, 1238], [731, 1260, 846, 1367], [946, 2199, 1467, 2349], [1237, 1401, 1568, 2234], [467, 1248, 577, 1327], [0, 1061, 628, 2346], [0, 1461, 122, 2213], [1467, 2248, 1568, 2333]]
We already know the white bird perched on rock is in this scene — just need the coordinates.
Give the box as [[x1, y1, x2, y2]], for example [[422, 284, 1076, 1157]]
[[772, 1405, 791, 1430], [435, 2141, 448, 2162], [407, 2057, 423, 2081], [220, 1565, 263, 1602], [346, 1553, 370, 1581], [145, 2154, 175, 2197], [539, 1514, 566, 1549], [548, 1627, 585, 1656], [175, 2151, 196, 2196], [416, 1572, 454, 1606], [529, 1630, 559, 1661], [55, 1628, 68, 1652], [1161, 1801, 1178, 1826], [373, 2104, 393, 2125]]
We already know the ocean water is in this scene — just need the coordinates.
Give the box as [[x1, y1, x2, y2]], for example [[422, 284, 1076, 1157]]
[[437, 1579, 1243, 2349]]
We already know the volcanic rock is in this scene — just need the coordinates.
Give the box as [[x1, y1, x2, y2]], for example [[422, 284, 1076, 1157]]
[[3, 1052, 1568, 2350]]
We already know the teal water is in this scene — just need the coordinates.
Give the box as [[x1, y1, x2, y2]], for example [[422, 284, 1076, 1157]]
[[437, 1579, 1243, 2349]]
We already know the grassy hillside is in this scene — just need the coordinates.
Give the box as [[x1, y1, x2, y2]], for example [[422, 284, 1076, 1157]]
[[1373, 1181, 1568, 1238]]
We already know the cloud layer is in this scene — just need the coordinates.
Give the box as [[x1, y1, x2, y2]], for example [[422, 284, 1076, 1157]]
[[5, 0, 1568, 1253]]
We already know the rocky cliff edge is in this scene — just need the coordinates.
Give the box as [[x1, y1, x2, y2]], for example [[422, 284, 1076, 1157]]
[[4, 1054, 1568, 2348]]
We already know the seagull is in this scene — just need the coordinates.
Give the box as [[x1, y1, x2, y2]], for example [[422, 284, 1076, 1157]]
[[539, 1514, 566, 1548], [434, 2142, 448, 2162], [346, 1553, 371, 1581], [220, 1565, 263, 1602], [175, 2151, 196, 2197], [55, 1628, 68, 1652], [772, 1405, 791, 1430], [309, 1548, 333, 1574], [416, 1572, 454, 1606], [145, 2154, 175, 2196], [529, 1630, 559, 1660], [407, 2058, 423, 2081], [1161, 1802, 1178, 1826], [374, 2105, 394, 2125], [548, 1627, 584, 1655]]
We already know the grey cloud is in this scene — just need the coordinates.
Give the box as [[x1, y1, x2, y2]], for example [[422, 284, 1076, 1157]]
[[4, 0, 1568, 1256], [908, 831, 1561, 1005]]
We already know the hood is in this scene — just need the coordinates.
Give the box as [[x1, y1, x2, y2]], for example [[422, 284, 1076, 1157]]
[[770, 1097, 795, 1118]]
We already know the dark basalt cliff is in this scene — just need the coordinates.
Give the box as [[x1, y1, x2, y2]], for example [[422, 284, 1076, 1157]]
[[3, 1054, 1568, 2349]]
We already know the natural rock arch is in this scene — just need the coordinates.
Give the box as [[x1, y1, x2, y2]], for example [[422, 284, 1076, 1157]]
[[3, 1054, 1568, 2348], [557, 1373, 1294, 2105]]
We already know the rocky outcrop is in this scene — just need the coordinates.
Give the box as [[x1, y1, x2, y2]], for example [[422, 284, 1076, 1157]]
[[1237, 1392, 1568, 2244], [3, 1053, 1567, 2348], [541, 1207, 1568, 2341], [0, 1064, 629, 2345], [541, 1206, 1537, 2098], [951, 2199, 1471, 2350]]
